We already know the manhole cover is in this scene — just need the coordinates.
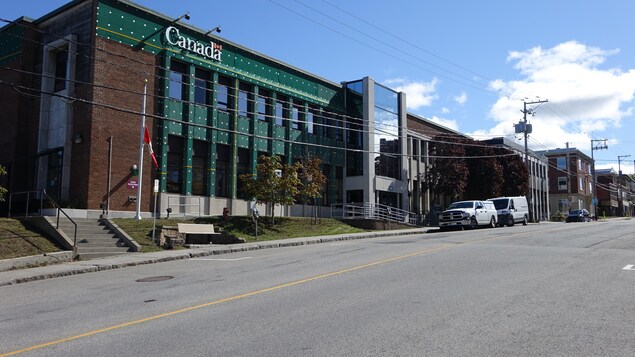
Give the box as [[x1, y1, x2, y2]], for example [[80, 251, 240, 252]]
[[136, 276, 173, 282]]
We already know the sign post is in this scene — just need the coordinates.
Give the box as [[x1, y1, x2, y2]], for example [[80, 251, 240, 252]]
[[152, 179, 159, 245], [251, 199, 259, 240]]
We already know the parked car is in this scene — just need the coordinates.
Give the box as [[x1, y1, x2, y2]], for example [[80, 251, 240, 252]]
[[565, 209, 591, 222], [438, 200, 498, 230], [487, 196, 529, 227]]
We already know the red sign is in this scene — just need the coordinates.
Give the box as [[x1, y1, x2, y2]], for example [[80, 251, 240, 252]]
[[127, 180, 139, 189]]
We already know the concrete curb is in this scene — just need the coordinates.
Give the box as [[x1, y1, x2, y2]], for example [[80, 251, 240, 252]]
[[0, 251, 74, 273], [0, 228, 429, 287]]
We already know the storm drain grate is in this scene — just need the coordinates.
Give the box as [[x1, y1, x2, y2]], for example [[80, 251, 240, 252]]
[[136, 276, 174, 282]]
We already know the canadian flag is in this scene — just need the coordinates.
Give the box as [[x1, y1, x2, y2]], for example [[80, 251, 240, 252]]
[[144, 126, 159, 168]]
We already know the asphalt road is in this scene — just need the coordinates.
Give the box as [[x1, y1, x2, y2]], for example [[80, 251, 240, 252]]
[[1, 219, 634, 356]]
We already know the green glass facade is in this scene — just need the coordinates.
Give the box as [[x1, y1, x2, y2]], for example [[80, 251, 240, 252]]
[[96, 0, 347, 206]]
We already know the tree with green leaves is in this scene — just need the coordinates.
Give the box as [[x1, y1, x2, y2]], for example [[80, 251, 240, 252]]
[[296, 155, 327, 224], [424, 136, 469, 204], [0, 165, 7, 202], [498, 150, 529, 197], [464, 144, 503, 199], [239, 155, 301, 225]]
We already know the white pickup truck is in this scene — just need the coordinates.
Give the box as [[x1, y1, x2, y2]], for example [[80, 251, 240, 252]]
[[438, 200, 498, 230]]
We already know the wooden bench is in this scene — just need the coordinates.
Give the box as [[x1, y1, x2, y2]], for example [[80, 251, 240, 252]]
[[177, 223, 220, 244]]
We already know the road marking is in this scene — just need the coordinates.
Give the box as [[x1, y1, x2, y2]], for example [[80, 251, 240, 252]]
[[0, 243, 455, 357], [190, 257, 252, 261], [0, 227, 562, 356], [623, 265, 635, 271]]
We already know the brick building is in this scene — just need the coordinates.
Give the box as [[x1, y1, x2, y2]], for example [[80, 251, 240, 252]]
[[1, 0, 526, 222], [536, 147, 594, 216]]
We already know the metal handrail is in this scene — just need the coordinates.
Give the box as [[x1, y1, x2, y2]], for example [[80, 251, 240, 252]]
[[8, 190, 78, 249], [330, 202, 418, 225]]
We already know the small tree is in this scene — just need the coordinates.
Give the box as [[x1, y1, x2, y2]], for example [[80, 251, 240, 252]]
[[297, 155, 327, 224], [0, 165, 7, 202], [498, 151, 529, 197], [425, 136, 469, 205], [464, 145, 503, 199], [239, 155, 300, 225]]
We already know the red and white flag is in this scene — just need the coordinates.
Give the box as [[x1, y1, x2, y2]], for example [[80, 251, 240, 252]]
[[144, 126, 159, 168]]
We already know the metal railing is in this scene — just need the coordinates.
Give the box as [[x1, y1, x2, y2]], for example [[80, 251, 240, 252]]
[[8, 190, 78, 249], [330, 202, 418, 225]]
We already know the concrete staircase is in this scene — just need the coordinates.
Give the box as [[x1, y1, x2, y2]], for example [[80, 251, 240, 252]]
[[57, 218, 132, 260]]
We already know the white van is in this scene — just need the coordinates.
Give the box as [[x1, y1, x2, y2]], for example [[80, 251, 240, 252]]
[[487, 196, 529, 227]]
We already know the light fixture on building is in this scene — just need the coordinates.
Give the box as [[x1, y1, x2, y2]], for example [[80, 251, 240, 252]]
[[73, 134, 83, 144], [174, 12, 190, 22], [205, 26, 221, 35], [130, 164, 139, 176]]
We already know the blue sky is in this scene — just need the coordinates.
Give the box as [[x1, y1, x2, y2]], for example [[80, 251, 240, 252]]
[[5, 0, 635, 174]]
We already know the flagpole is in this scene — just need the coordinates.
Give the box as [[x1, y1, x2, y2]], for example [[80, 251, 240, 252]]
[[135, 79, 148, 220]]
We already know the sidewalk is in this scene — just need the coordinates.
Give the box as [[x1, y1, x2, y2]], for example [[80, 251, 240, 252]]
[[0, 228, 429, 287]]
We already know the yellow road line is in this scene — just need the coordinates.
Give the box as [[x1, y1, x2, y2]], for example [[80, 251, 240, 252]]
[[1, 244, 455, 356], [4, 226, 568, 356]]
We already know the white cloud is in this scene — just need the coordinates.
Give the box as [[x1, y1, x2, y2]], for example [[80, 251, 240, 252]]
[[428, 116, 459, 131], [441, 107, 450, 114], [483, 41, 635, 150], [383, 78, 439, 110], [453, 91, 467, 105]]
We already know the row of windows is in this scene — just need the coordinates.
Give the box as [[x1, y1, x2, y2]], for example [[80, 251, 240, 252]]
[[165, 135, 344, 204], [168, 60, 344, 140], [556, 176, 593, 194], [407, 137, 427, 161], [556, 156, 591, 174]]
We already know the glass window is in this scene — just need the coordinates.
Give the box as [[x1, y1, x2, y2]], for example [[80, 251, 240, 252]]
[[307, 107, 316, 134], [217, 76, 231, 112], [169, 61, 187, 101], [558, 177, 567, 190], [336, 166, 343, 204], [321, 112, 330, 138], [192, 140, 208, 196], [167, 135, 184, 193], [374, 89, 400, 178], [291, 106, 300, 130], [334, 115, 343, 141], [238, 82, 251, 118], [194, 68, 211, 106], [275, 96, 286, 126], [215, 144, 230, 197], [579, 178, 584, 191], [412, 138, 419, 158], [557, 157, 566, 170], [54, 49, 68, 92], [256, 89, 269, 121], [237, 148, 250, 199], [420, 141, 425, 161], [321, 164, 330, 206]]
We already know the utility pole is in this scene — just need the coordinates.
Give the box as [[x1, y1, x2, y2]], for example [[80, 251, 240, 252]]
[[617, 155, 630, 217], [516, 98, 548, 222], [617, 154, 631, 175], [590, 139, 608, 219]]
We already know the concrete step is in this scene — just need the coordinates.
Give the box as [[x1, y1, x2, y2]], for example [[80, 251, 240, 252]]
[[53, 219, 133, 261], [76, 246, 130, 253], [77, 238, 126, 247], [76, 251, 130, 260]]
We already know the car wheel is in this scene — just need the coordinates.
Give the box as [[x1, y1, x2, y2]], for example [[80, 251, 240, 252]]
[[522, 216, 528, 225], [489, 217, 496, 228], [469, 217, 478, 230], [507, 216, 515, 227]]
